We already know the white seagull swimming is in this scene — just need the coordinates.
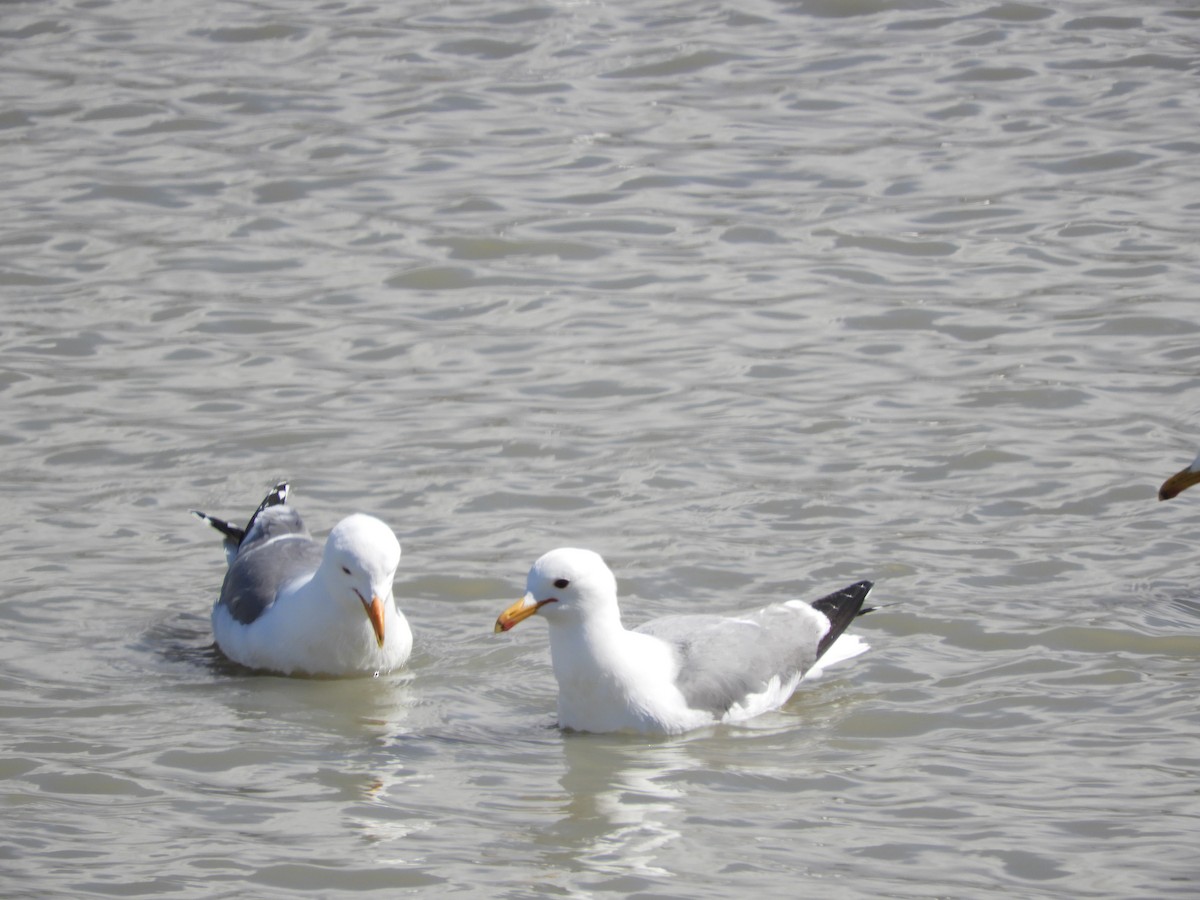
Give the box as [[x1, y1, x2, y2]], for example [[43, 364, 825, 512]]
[[1159, 451, 1200, 501], [495, 547, 873, 735], [193, 483, 411, 677]]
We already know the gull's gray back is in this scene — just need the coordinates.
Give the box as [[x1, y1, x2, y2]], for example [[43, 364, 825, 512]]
[[636, 603, 827, 716], [218, 507, 320, 625], [239, 505, 309, 553]]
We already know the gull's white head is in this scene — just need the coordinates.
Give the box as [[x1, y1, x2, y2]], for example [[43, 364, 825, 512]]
[[494, 547, 618, 632], [322, 513, 401, 646]]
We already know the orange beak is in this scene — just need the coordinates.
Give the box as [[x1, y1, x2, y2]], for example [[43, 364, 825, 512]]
[[1159, 466, 1200, 501], [363, 595, 386, 647], [494, 594, 554, 633]]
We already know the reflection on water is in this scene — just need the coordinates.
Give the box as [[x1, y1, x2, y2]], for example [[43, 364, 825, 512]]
[[552, 737, 690, 879]]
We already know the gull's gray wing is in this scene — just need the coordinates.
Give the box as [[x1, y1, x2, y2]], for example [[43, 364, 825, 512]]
[[217, 506, 320, 625], [237, 503, 310, 554], [636, 580, 873, 716], [636, 613, 783, 716], [193, 482, 292, 563]]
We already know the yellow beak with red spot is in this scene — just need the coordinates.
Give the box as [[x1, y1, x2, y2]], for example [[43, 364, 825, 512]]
[[494, 594, 556, 633]]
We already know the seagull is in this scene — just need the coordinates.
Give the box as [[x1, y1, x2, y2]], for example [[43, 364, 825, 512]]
[[1159, 452, 1200, 501], [494, 547, 873, 734], [192, 483, 411, 677]]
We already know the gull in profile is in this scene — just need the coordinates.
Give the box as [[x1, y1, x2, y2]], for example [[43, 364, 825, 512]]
[[495, 547, 872, 734]]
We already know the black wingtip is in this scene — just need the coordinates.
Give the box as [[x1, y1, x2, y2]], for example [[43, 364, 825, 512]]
[[191, 509, 246, 544], [249, 481, 289, 518], [192, 482, 290, 549], [239, 481, 290, 545], [811, 579, 874, 659]]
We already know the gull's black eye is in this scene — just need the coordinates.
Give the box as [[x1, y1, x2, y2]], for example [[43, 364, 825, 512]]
[[342, 566, 351, 575], [554, 578, 570, 589]]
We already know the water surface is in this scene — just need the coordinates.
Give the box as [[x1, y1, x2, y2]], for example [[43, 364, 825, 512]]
[[2, 1, 1199, 896]]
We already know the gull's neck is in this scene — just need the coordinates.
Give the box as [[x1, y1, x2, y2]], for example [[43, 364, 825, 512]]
[[546, 594, 635, 677], [544, 591, 682, 734], [275, 563, 341, 624]]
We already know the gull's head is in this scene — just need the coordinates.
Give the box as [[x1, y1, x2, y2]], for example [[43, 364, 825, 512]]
[[494, 547, 617, 633], [1159, 452, 1200, 501], [323, 514, 402, 647]]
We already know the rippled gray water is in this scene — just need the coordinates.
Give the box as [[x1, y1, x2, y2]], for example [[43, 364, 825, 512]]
[[3, 0, 1200, 896]]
